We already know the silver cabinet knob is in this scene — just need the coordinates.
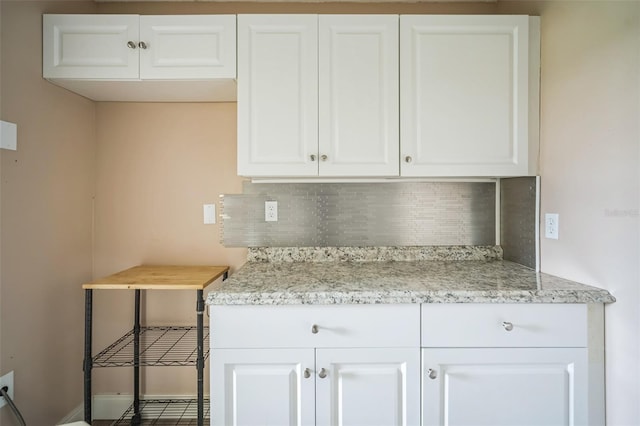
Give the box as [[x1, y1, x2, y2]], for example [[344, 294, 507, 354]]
[[310, 154, 316, 162], [138, 41, 148, 49], [304, 368, 311, 379], [502, 321, 514, 331], [320, 155, 328, 162], [427, 369, 437, 380], [127, 41, 137, 49], [318, 368, 328, 379], [311, 324, 319, 334], [405, 156, 412, 163]]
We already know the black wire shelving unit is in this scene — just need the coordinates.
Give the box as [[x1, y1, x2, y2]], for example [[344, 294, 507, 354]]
[[94, 326, 212, 425], [94, 326, 210, 367], [83, 265, 229, 426], [111, 399, 211, 426]]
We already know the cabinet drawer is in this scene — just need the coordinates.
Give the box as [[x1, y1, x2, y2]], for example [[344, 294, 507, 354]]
[[421, 304, 587, 348], [211, 304, 420, 349]]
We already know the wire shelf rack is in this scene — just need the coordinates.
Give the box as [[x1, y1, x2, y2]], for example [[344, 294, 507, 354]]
[[111, 399, 210, 425], [93, 326, 210, 367]]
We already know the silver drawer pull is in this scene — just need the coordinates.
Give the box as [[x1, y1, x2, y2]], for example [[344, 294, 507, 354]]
[[311, 324, 319, 334], [427, 369, 437, 380], [310, 154, 316, 162], [502, 321, 514, 332], [127, 41, 137, 49], [318, 368, 328, 379], [304, 368, 311, 379]]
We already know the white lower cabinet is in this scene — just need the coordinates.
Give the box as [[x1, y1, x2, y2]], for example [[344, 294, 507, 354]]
[[211, 347, 419, 426], [210, 304, 420, 426], [316, 348, 420, 426], [421, 348, 587, 426], [421, 303, 602, 426], [211, 348, 315, 426], [210, 303, 603, 426]]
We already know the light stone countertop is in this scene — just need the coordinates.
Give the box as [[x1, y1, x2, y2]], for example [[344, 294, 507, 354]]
[[206, 260, 615, 305]]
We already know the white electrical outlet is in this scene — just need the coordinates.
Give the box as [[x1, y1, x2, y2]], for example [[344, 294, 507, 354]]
[[0, 371, 14, 408], [203, 204, 216, 224], [545, 213, 559, 239], [265, 201, 278, 222]]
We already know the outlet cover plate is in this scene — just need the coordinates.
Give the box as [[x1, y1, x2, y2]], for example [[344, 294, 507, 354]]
[[545, 213, 559, 239], [0, 371, 14, 408], [265, 201, 278, 222]]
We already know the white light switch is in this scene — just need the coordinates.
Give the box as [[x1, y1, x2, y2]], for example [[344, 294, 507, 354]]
[[204, 204, 216, 224], [0, 121, 17, 151]]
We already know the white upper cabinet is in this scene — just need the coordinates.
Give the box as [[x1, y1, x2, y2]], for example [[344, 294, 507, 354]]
[[318, 15, 399, 177], [138, 15, 235, 80], [401, 15, 539, 177], [42, 15, 140, 79], [238, 13, 539, 178], [237, 14, 400, 177], [237, 15, 319, 177], [43, 14, 140, 79], [42, 14, 236, 101]]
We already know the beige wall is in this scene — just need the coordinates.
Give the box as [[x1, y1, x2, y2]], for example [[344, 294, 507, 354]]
[[497, 2, 640, 424], [530, 2, 639, 424], [91, 102, 247, 395], [0, 0, 638, 425], [0, 1, 97, 425]]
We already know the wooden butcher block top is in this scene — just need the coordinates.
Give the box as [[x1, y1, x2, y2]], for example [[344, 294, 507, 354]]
[[83, 265, 230, 290]]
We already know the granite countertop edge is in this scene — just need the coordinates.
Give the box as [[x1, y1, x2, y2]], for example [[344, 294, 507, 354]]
[[206, 259, 616, 306], [208, 290, 615, 305]]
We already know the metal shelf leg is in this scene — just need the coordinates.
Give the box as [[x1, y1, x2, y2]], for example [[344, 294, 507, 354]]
[[83, 289, 93, 423], [132, 289, 141, 425], [197, 289, 204, 426]]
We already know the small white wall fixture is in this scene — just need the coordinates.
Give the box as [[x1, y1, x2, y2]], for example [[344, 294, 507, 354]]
[[0, 120, 17, 151]]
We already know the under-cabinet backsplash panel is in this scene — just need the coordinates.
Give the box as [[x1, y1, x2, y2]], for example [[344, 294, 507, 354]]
[[221, 182, 495, 247], [500, 177, 538, 270]]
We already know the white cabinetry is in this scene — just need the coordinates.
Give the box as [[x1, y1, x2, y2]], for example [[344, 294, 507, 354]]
[[43, 14, 140, 79], [318, 15, 399, 177], [237, 14, 540, 178], [211, 348, 315, 426], [42, 14, 236, 101], [422, 348, 586, 426], [421, 303, 602, 426], [237, 15, 318, 177], [210, 302, 604, 426], [210, 304, 421, 426], [237, 14, 399, 177], [316, 348, 420, 426], [400, 15, 540, 177]]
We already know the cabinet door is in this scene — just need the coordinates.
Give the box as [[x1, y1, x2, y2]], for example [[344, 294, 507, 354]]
[[139, 15, 236, 80], [316, 348, 420, 426], [422, 348, 588, 426], [211, 348, 315, 426], [400, 15, 530, 177], [237, 15, 319, 177], [43, 14, 139, 79], [318, 15, 399, 177]]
